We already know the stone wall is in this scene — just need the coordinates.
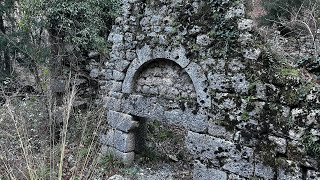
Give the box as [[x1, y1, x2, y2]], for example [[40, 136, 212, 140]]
[[135, 60, 196, 101], [100, 0, 320, 179]]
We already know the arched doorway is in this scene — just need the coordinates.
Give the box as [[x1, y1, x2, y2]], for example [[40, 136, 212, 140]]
[[102, 58, 210, 165]]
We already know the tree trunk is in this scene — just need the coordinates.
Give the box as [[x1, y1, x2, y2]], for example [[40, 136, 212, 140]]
[[0, 15, 11, 75], [49, 34, 64, 105]]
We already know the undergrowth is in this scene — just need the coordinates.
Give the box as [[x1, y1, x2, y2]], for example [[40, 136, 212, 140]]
[[0, 80, 113, 179]]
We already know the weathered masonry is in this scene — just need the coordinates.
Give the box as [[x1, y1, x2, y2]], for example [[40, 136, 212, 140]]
[[100, 0, 320, 179]]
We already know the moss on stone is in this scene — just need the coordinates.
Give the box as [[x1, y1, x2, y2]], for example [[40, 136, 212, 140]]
[[280, 89, 299, 106], [278, 67, 300, 77], [241, 111, 250, 121], [287, 142, 307, 162]]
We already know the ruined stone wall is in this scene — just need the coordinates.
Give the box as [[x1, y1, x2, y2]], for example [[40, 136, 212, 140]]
[[100, 0, 320, 179]]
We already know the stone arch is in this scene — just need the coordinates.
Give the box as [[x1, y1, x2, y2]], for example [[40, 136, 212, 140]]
[[122, 44, 211, 108]]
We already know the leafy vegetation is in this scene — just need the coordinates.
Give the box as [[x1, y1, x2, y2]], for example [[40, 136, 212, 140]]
[[0, 0, 120, 179], [260, 0, 320, 25]]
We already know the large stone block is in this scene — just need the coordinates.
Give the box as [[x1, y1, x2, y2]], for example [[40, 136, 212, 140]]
[[121, 95, 165, 120], [107, 110, 138, 132], [164, 109, 208, 133], [193, 165, 227, 180], [101, 145, 134, 165], [208, 124, 233, 141], [208, 73, 231, 92], [222, 161, 254, 178], [186, 131, 254, 168], [101, 129, 135, 153]]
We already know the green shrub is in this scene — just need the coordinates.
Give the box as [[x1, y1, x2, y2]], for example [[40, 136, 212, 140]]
[[45, 0, 120, 52]]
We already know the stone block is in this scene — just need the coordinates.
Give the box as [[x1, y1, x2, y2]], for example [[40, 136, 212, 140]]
[[122, 95, 165, 120], [186, 131, 254, 168], [231, 73, 249, 94], [208, 124, 233, 140], [254, 163, 275, 180], [238, 19, 254, 31], [110, 81, 123, 92], [228, 174, 246, 180], [196, 34, 212, 46], [113, 70, 125, 81], [277, 159, 302, 180], [164, 109, 208, 133], [101, 145, 134, 165], [104, 97, 121, 112], [136, 44, 152, 63], [101, 129, 135, 152], [307, 170, 320, 180], [168, 46, 190, 68], [268, 135, 287, 154], [89, 68, 100, 78], [126, 50, 136, 61], [222, 161, 254, 178], [185, 62, 211, 108], [107, 110, 138, 132], [115, 60, 130, 72], [208, 72, 231, 92], [193, 166, 227, 180]]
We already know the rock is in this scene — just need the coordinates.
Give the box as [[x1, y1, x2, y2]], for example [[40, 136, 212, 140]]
[[110, 81, 123, 92], [196, 35, 212, 46], [108, 175, 124, 180], [254, 163, 275, 180], [307, 170, 320, 180], [238, 19, 254, 31], [228, 174, 246, 180], [90, 68, 100, 78], [243, 48, 261, 60], [277, 160, 302, 180], [115, 60, 130, 72], [113, 70, 125, 81], [88, 51, 100, 59], [232, 73, 249, 94], [189, 26, 202, 35], [136, 44, 152, 63], [268, 135, 287, 154], [225, 4, 245, 19], [112, 34, 124, 43]]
